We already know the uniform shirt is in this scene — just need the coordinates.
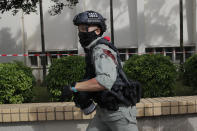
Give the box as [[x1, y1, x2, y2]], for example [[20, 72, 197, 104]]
[[86, 37, 118, 90]]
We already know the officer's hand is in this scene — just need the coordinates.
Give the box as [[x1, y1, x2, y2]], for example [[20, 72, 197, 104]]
[[73, 92, 90, 108], [73, 92, 96, 115], [61, 85, 73, 101]]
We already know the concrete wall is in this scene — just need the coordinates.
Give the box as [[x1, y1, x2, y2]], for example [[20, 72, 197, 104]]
[[0, 96, 196, 131]]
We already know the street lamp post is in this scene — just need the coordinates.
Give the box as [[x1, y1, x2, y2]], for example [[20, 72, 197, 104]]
[[39, 0, 47, 80], [179, 0, 184, 71], [110, 0, 114, 44], [21, 11, 26, 65]]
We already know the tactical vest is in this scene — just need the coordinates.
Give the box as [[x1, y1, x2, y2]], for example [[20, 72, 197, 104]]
[[84, 38, 141, 111]]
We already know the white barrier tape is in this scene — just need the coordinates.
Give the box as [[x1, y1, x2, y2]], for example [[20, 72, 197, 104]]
[[0, 54, 78, 57]]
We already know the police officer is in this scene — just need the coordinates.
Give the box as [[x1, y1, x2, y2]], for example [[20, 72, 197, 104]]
[[67, 10, 139, 131]]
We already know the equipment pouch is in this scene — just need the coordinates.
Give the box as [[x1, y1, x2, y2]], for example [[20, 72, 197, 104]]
[[122, 80, 141, 106]]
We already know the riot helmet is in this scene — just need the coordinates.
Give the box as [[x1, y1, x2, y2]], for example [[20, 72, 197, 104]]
[[73, 10, 107, 35]]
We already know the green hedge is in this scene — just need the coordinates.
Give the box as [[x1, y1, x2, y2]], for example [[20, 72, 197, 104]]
[[13, 61, 36, 86], [0, 63, 34, 104], [183, 54, 197, 93], [123, 54, 177, 98], [45, 56, 86, 101]]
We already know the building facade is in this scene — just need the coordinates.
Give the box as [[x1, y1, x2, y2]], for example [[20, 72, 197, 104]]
[[0, 0, 197, 81]]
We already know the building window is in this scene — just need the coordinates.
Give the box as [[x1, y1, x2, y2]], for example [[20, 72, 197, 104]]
[[155, 48, 163, 54], [116, 48, 138, 61], [118, 49, 126, 61], [185, 46, 195, 59], [29, 56, 38, 66], [48, 51, 59, 64], [128, 48, 138, 58], [165, 47, 173, 60], [40, 56, 48, 66], [145, 46, 195, 63], [68, 50, 78, 54], [50, 55, 58, 63], [59, 51, 67, 58], [145, 48, 154, 54], [48, 50, 78, 63], [175, 47, 183, 63]]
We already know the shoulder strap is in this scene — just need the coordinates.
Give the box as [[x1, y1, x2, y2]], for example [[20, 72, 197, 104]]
[[93, 38, 131, 86]]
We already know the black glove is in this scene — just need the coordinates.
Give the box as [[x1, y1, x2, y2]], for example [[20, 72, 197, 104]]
[[61, 80, 96, 115], [61, 85, 73, 101], [73, 92, 96, 115]]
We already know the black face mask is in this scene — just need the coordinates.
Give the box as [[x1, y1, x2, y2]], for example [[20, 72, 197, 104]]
[[78, 30, 99, 48]]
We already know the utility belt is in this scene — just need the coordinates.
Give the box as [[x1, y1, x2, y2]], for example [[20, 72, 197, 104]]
[[93, 91, 120, 111]]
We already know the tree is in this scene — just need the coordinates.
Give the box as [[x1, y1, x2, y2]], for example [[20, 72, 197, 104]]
[[0, 0, 38, 15], [0, 0, 78, 15]]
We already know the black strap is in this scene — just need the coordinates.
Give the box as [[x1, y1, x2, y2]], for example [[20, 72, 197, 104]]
[[115, 50, 131, 86], [91, 38, 141, 106], [95, 38, 131, 86]]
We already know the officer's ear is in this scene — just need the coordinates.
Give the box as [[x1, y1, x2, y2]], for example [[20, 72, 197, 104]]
[[95, 28, 101, 36]]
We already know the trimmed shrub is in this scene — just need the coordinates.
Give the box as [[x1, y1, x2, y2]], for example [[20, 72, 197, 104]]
[[0, 63, 34, 104], [183, 54, 197, 92], [45, 56, 86, 101], [13, 61, 36, 86], [123, 54, 177, 98]]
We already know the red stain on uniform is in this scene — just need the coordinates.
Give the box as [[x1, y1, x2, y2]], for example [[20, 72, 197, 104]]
[[103, 49, 117, 65], [104, 36, 111, 42]]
